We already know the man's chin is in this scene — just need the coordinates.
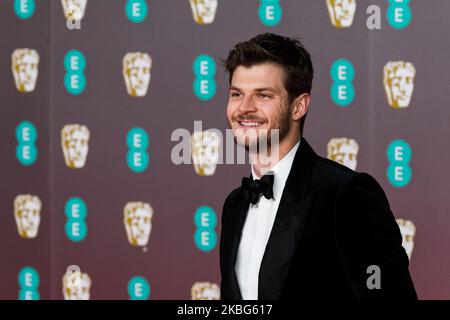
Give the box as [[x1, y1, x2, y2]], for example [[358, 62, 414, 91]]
[[234, 137, 271, 153]]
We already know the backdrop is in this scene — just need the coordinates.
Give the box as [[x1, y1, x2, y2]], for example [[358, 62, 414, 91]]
[[0, 0, 449, 300]]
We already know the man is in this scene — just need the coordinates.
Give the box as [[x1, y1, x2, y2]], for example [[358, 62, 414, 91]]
[[220, 33, 417, 300]]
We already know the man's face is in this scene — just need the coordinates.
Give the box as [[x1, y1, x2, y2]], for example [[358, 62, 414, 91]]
[[14, 195, 41, 239], [124, 202, 153, 247], [62, 0, 88, 20], [62, 126, 90, 169], [327, 0, 356, 28], [384, 62, 416, 108], [190, 0, 218, 24], [12, 49, 39, 93], [123, 53, 152, 97], [227, 63, 291, 151], [191, 131, 220, 176]]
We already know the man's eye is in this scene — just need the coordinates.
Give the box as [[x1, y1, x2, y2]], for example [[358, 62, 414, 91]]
[[257, 93, 271, 99], [230, 92, 241, 97]]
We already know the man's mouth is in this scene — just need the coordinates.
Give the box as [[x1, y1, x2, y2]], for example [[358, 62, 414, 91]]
[[237, 120, 264, 128]]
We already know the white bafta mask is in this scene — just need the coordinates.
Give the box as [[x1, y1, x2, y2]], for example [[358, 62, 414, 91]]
[[191, 130, 221, 176], [14, 195, 42, 239], [61, 124, 90, 169], [11, 49, 40, 93], [396, 219, 416, 261], [384, 61, 416, 109], [123, 52, 152, 98], [327, 138, 359, 171], [189, 0, 218, 24], [62, 266, 92, 300], [61, 0, 88, 21], [326, 0, 356, 28], [191, 282, 220, 300], [124, 202, 153, 247]]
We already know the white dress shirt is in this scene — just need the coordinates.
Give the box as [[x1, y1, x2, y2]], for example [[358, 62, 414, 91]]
[[235, 140, 301, 300]]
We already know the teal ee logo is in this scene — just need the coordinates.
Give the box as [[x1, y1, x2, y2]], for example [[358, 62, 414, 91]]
[[127, 127, 150, 173], [193, 54, 217, 101], [125, 0, 148, 23], [330, 59, 355, 107], [14, 0, 35, 19], [64, 50, 87, 95], [194, 206, 217, 252], [128, 276, 150, 300], [18, 266, 40, 300], [387, 139, 412, 187], [387, 0, 412, 29], [65, 197, 88, 242], [16, 121, 38, 166], [259, 0, 282, 27]]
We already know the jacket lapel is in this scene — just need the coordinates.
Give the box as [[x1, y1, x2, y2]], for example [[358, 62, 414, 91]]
[[221, 191, 249, 300], [258, 137, 318, 299]]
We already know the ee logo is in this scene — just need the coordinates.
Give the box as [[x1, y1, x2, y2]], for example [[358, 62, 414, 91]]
[[194, 206, 217, 252], [18, 267, 40, 300], [128, 276, 150, 300], [16, 121, 38, 166], [14, 0, 35, 19], [65, 197, 88, 242], [387, 0, 412, 29], [193, 55, 217, 101], [387, 139, 412, 187], [127, 127, 150, 173], [259, 0, 282, 27], [125, 0, 148, 23], [330, 59, 355, 107], [64, 50, 87, 95]]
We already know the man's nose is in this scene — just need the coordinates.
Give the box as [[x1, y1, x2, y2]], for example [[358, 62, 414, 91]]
[[237, 96, 257, 114]]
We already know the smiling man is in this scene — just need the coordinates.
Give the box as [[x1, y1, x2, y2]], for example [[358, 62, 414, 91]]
[[220, 33, 417, 300]]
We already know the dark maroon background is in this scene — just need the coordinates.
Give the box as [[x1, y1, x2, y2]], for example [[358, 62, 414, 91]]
[[0, 0, 449, 299]]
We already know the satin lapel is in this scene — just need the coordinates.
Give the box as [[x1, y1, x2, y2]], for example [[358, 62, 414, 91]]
[[258, 138, 318, 299], [221, 190, 249, 300]]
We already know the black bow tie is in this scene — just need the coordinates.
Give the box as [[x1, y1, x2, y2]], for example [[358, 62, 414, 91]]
[[241, 174, 274, 205]]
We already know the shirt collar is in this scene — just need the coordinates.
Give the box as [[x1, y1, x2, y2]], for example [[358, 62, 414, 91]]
[[251, 139, 301, 201]]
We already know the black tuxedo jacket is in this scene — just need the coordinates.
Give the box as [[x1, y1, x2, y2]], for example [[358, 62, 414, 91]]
[[220, 137, 417, 299]]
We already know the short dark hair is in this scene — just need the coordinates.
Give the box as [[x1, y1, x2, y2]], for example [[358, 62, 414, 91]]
[[223, 33, 314, 134]]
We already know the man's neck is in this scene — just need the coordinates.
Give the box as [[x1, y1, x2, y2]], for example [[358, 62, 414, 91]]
[[251, 135, 301, 178]]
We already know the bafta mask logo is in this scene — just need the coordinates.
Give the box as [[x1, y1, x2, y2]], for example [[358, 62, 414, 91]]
[[61, 0, 88, 21], [124, 202, 153, 248], [61, 124, 90, 169], [384, 61, 416, 109], [62, 265, 91, 300], [191, 282, 220, 300], [11, 48, 39, 93], [327, 138, 359, 170], [396, 218, 416, 260], [14, 195, 42, 239], [326, 0, 356, 28], [190, 0, 218, 25], [191, 130, 220, 176], [123, 52, 152, 98]]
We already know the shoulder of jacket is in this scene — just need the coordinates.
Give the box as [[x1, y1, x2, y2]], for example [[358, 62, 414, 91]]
[[223, 187, 242, 208], [312, 156, 360, 190]]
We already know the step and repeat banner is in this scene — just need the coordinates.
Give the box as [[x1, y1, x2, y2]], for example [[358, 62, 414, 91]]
[[0, 0, 449, 299]]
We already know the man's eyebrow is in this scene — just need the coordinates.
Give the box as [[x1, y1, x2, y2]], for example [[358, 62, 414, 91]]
[[229, 86, 277, 92], [229, 86, 242, 92], [254, 87, 276, 93]]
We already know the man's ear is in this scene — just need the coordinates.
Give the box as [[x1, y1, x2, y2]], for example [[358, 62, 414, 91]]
[[292, 93, 311, 121]]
